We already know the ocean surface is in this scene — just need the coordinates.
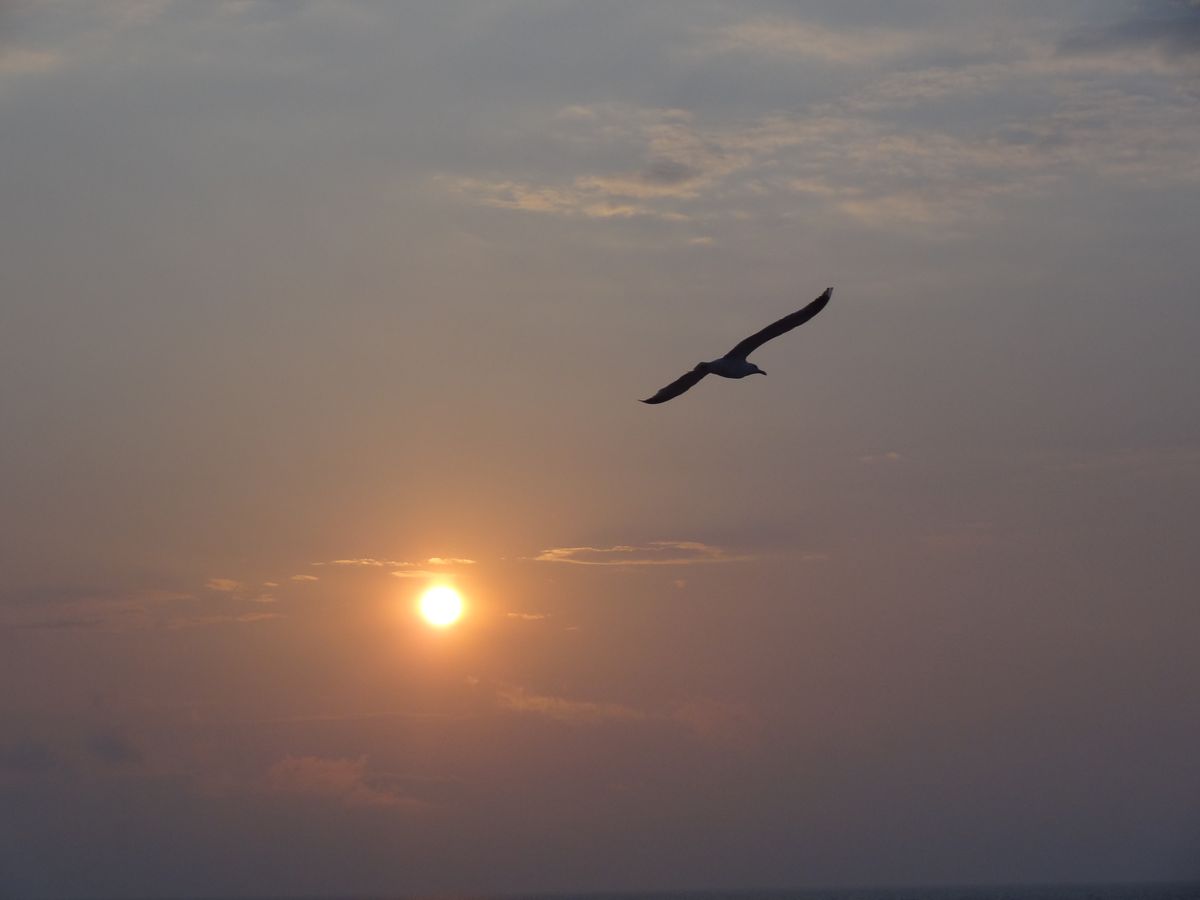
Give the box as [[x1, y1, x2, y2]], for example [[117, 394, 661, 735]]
[[354, 886, 1200, 900], [416, 889, 1200, 900], [153, 888, 1200, 900]]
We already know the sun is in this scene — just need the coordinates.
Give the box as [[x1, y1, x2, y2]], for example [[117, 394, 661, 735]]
[[418, 585, 464, 628]]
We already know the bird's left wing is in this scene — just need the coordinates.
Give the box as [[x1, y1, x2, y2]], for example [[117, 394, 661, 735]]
[[641, 365, 709, 404], [725, 287, 832, 360]]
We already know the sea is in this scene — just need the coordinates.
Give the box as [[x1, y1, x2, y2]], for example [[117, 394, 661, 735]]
[[165, 885, 1200, 900], [352, 886, 1200, 900]]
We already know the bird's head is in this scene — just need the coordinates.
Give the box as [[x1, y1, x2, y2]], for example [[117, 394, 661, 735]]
[[751, 364, 766, 376]]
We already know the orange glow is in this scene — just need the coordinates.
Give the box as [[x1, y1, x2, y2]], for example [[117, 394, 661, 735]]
[[418, 585, 464, 628]]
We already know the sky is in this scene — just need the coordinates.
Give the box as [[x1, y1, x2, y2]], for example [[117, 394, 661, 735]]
[[1, 1, 1199, 897]]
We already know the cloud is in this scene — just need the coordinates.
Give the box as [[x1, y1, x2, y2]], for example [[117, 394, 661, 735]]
[[314, 556, 475, 570], [205, 577, 244, 593], [1059, 1, 1200, 65], [860, 451, 903, 464], [496, 685, 647, 725], [440, 103, 739, 220], [0, 588, 194, 632], [443, 104, 1019, 229], [315, 558, 443, 579], [700, 18, 923, 65], [0, 47, 65, 76], [203, 576, 276, 606], [440, 27, 1200, 236], [165, 611, 283, 630], [241, 710, 460, 726], [506, 612, 547, 621], [531, 540, 748, 567], [289, 574, 319, 582], [441, 176, 670, 220], [265, 755, 425, 810], [1052, 446, 1200, 477], [0, 1, 173, 91], [492, 683, 762, 750]]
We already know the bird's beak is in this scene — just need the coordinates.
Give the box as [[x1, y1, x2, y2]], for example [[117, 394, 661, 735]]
[[759, 370, 767, 375]]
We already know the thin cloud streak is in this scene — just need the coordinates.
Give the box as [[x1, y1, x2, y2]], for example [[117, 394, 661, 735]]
[[493, 683, 761, 749], [205, 578, 244, 593], [698, 17, 927, 64], [265, 755, 427, 811], [496, 684, 648, 725], [531, 540, 750, 567]]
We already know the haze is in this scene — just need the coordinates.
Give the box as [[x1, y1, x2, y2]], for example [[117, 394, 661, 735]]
[[2, 2, 1198, 897]]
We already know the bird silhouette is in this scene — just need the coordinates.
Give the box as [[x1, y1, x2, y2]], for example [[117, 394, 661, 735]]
[[641, 287, 832, 404]]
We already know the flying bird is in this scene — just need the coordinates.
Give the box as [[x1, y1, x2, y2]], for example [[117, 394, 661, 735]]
[[641, 287, 833, 404]]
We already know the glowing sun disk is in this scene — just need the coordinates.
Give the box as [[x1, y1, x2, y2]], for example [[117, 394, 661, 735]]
[[419, 586, 464, 627]]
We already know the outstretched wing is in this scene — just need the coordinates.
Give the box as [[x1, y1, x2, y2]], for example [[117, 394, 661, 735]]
[[725, 287, 833, 360], [641, 364, 709, 404]]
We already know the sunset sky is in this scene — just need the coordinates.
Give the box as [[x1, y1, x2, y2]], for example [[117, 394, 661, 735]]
[[2, 2, 1199, 897]]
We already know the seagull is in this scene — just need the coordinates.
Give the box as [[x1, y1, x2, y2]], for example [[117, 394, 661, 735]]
[[641, 287, 833, 404]]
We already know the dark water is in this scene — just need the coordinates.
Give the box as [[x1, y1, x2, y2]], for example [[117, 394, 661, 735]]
[[358, 886, 1200, 900], [196, 886, 1200, 900]]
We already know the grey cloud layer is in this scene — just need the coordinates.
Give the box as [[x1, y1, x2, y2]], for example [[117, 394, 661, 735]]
[[439, 11, 1200, 233]]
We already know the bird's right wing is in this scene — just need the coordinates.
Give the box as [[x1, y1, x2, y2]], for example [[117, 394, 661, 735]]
[[725, 286, 833, 360], [641, 365, 708, 404]]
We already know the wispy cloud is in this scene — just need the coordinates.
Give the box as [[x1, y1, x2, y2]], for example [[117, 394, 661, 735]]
[[860, 451, 903, 464], [314, 556, 476, 569], [205, 577, 244, 593], [239, 710, 461, 726], [204, 576, 276, 605], [699, 18, 925, 65], [531, 540, 748, 567], [441, 176, 674, 221], [0, 47, 65, 77], [0, 593, 280, 632], [491, 682, 761, 749], [441, 21, 1200, 234], [496, 685, 648, 725], [0, 588, 193, 632], [289, 574, 319, 582], [167, 611, 283, 630], [1051, 446, 1200, 476], [1058, 1, 1200, 67], [0, 0, 169, 88], [265, 755, 426, 811]]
